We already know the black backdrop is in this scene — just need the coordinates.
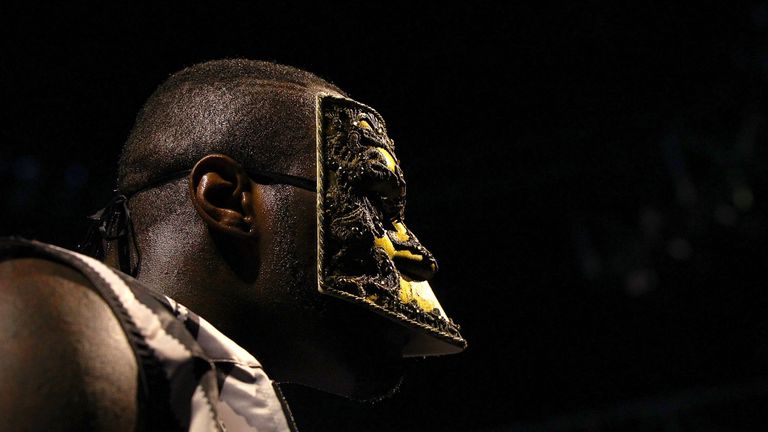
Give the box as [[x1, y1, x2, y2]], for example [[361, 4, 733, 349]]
[[3, 2, 768, 431]]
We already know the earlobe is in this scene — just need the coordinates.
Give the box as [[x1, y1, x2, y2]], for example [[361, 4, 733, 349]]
[[189, 154, 258, 239]]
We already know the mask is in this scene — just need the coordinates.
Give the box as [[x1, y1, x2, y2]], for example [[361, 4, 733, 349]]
[[317, 95, 466, 357]]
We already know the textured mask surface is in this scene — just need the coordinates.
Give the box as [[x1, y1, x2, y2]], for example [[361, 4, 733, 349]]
[[317, 95, 465, 355]]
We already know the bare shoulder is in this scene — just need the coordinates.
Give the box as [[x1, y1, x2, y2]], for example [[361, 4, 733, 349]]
[[0, 257, 138, 431]]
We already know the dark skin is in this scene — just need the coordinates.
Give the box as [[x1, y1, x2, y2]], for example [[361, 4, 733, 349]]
[[0, 152, 407, 429], [0, 258, 137, 431]]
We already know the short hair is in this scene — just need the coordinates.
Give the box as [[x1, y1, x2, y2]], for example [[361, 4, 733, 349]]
[[118, 59, 345, 195]]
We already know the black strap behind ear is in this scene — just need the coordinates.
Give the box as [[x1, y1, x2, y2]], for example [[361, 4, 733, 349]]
[[79, 193, 141, 277], [79, 165, 315, 276]]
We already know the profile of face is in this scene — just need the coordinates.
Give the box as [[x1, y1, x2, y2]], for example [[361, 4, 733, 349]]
[[317, 96, 465, 356], [186, 90, 464, 400]]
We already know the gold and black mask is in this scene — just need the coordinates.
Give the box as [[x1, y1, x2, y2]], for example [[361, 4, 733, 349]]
[[317, 95, 466, 357]]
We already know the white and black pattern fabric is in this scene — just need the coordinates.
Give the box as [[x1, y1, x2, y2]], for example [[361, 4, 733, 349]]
[[0, 238, 295, 432], [160, 296, 296, 431]]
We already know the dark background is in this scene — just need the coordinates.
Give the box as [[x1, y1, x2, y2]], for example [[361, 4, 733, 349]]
[[2, 2, 768, 431]]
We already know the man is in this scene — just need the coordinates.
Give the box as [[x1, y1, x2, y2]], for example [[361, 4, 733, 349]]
[[0, 60, 465, 431]]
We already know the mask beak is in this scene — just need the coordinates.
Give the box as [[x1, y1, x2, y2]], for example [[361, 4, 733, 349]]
[[398, 279, 465, 356]]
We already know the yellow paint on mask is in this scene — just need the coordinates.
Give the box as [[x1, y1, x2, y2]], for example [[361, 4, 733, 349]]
[[399, 277, 440, 313], [358, 119, 372, 130], [392, 221, 410, 242], [374, 235, 423, 262], [374, 235, 396, 256], [399, 277, 412, 303], [375, 147, 397, 173], [396, 250, 423, 261]]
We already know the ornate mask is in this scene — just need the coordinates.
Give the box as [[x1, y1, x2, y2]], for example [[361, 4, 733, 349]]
[[317, 95, 466, 356]]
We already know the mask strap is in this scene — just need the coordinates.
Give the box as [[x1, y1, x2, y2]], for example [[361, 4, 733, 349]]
[[79, 193, 141, 276], [79, 171, 193, 276], [79, 167, 316, 277]]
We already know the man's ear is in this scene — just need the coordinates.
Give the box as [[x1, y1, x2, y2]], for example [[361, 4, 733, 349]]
[[189, 154, 257, 239]]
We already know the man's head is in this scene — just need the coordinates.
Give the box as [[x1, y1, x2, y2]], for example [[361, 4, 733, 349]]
[[114, 59, 464, 400]]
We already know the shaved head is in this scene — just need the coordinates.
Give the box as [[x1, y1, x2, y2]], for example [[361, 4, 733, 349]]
[[116, 59, 345, 313], [118, 59, 345, 194]]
